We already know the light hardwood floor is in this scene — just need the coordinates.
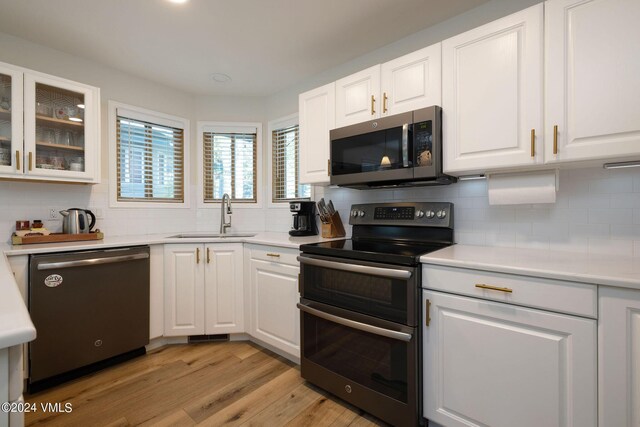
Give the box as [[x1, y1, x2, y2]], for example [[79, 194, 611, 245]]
[[25, 341, 389, 426]]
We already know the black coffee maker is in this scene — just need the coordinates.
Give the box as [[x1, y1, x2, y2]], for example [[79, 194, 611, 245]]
[[289, 201, 318, 236]]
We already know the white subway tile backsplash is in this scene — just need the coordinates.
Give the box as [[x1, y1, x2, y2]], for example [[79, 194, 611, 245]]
[[610, 193, 640, 208], [610, 224, 640, 240], [569, 223, 610, 238], [589, 177, 634, 194], [588, 208, 633, 224]]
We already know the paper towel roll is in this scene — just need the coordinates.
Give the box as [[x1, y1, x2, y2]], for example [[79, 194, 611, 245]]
[[487, 170, 558, 205]]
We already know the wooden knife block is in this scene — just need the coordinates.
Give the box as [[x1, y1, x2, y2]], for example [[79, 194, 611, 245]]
[[321, 212, 346, 238]]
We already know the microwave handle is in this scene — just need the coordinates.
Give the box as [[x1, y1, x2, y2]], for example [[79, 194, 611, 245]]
[[297, 302, 413, 342], [402, 123, 409, 167]]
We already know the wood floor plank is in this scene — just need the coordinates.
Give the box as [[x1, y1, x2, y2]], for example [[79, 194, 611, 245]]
[[196, 367, 303, 426], [139, 409, 196, 427], [184, 355, 290, 422], [284, 393, 348, 426], [239, 383, 322, 426]]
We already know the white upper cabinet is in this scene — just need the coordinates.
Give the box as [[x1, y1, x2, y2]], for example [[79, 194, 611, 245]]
[[380, 43, 442, 117], [335, 44, 442, 128], [442, 4, 544, 175], [0, 63, 23, 177], [0, 61, 100, 184], [545, 0, 640, 164], [335, 65, 381, 128], [299, 82, 335, 184]]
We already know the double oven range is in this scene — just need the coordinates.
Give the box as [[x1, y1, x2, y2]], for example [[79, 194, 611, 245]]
[[298, 202, 454, 426]]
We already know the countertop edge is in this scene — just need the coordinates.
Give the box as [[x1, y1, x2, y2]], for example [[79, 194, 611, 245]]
[[420, 245, 640, 290], [0, 252, 36, 349]]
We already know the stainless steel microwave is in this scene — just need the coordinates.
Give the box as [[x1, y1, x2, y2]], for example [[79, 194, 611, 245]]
[[329, 106, 455, 188]]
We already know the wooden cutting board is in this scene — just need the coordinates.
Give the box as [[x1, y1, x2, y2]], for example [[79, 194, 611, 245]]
[[11, 231, 104, 245]]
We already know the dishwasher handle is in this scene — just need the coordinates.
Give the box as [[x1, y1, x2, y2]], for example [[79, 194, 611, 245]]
[[37, 252, 149, 271]]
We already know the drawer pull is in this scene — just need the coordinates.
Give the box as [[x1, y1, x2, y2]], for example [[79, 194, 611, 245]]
[[266, 253, 281, 258], [475, 284, 513, 293]]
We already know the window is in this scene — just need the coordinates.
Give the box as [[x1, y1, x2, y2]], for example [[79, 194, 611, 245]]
[[109, 102, 189, 208], [271, 123, 310, 202], [201, 124, 259, 203]]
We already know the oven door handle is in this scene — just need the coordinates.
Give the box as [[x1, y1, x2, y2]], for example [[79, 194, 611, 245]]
[[297, 303, 413, 342], [297, 256, 412, 279]]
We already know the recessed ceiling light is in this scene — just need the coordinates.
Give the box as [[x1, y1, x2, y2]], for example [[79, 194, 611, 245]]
[[168, 0, 188, 4], [211, 73, 232, 83]]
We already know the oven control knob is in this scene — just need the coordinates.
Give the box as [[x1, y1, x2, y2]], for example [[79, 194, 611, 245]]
[[436, 210, 447, 219], [358, 210, 365, 217], [426, 210, 435, 219], [351, 209, 359, 218], [415, 210, 425, 218]]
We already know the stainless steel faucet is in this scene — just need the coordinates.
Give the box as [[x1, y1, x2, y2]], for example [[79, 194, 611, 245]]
[[220, 193, 232, 234]]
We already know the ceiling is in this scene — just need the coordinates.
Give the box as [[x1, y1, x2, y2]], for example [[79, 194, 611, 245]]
[[0, 0, 489, 97]]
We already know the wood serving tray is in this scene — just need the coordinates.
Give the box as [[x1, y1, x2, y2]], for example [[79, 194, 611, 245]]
[[12, 231, 104, 245]]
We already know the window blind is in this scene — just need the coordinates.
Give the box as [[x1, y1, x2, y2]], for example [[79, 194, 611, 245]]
[[272, 124, 310, 202], [203, 131, 257, 202], [116, 116, 184, 202]]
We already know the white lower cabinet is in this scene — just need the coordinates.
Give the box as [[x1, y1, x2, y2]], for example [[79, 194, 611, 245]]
[[247, 245, 300, 360], [423, 289, 597, 427], [164, 243, 243, 337], [599, 286, 640, 427]]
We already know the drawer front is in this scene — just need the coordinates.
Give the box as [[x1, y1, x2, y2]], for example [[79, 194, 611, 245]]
[[422, 265, 597, 318], [249, 245, 299, 266]]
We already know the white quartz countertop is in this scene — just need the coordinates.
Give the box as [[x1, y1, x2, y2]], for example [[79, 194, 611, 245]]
[[421, 245, 640, 290], [0, 231, 336, 256], [0, 231, 337, 349]]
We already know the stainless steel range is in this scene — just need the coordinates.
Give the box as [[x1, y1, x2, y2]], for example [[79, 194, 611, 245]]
[[298, 202, 454, 426]]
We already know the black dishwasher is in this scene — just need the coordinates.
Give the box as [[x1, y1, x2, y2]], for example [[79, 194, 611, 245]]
[[28, 246, 150, 392]]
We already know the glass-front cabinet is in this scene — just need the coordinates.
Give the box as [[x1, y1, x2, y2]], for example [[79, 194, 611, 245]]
[[0, 63, 23, 175], [0, 60, 100, 183]]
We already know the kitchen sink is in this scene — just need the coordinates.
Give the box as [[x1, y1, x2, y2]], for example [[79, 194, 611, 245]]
[[167, 232, 257, 239]]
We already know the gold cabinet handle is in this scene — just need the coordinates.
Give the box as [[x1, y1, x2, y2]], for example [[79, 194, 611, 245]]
[[530, 129, 535, 157], [425, 299, 431, 327], [15, 150, 20, 171], [196, 248, 200, 264], [207, 248, 211, 264], [553, 125, 558, 154], [28, 152, 33, 171], [370, 95, 375, 115], [475, 284, 513, 293], [383, 92, 388, 113], [327, 159, 330, 176], [266, 253, 281, 258]]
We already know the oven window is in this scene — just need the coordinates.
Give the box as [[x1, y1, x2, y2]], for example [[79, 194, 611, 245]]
[[301, 264, 410, 324], [303, 313, 408, 403], [331, 126, 410, 176]]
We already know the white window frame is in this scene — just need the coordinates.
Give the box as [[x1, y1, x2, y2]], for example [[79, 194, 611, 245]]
[[108, 100, 190, 209], [267, 113, 313, 209], [197, 121, 263, 209]]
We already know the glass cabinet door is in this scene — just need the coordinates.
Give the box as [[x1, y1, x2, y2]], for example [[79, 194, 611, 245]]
[[0, 65, 24, 175], [24, 73, 97, 181]]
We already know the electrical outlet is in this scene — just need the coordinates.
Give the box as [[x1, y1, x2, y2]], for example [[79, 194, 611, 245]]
[[49, 209, 60, 220], [93, 208, 104, 219]]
